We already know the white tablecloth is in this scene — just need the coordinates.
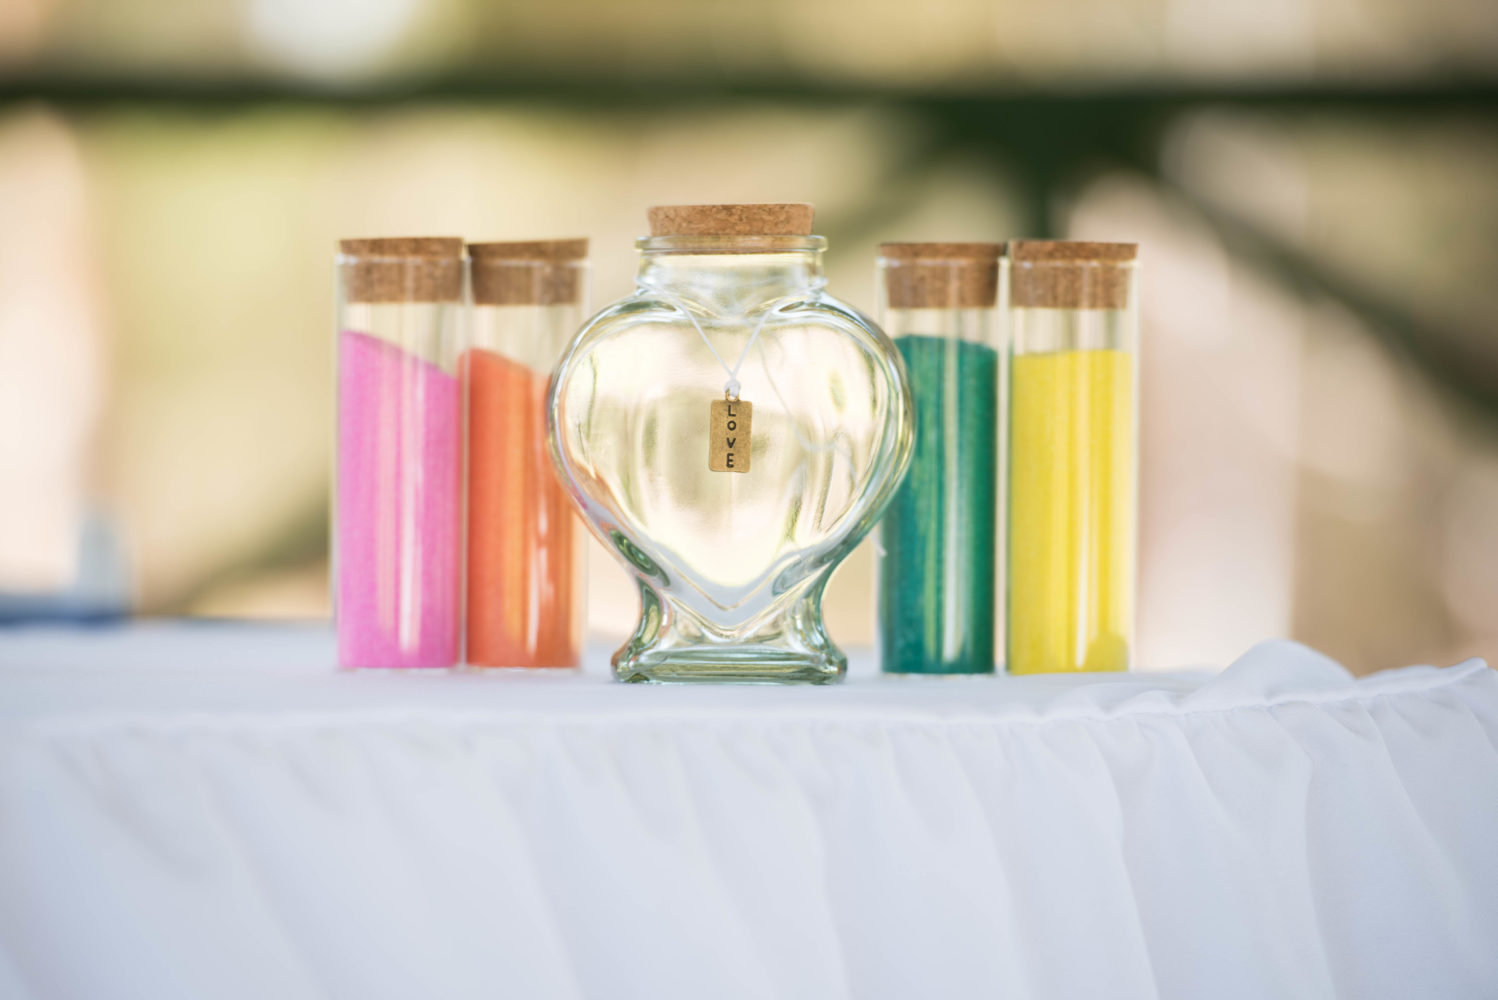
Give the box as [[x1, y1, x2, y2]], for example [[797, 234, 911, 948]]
[[0, 624, 1494, 1000]]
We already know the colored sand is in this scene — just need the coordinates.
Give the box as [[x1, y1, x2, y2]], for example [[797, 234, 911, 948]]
[[336, 330, 460, 668], [878, 335, 998, 674], [1008, 348, 1133, 674], [463, 347, 581, 667]]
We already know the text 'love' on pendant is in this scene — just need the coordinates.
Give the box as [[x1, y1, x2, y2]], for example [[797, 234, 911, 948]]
[[709, 397, 752, 473]]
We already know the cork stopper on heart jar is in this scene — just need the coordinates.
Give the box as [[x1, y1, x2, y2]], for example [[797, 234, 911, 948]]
[[646, 203, 815, 238]]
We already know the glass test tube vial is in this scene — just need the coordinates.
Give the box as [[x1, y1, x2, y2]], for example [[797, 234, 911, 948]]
[[463, 240, 589, 667], [875, 242, 1005, 674], [334, 237, 465, 668], [1006, 240, 1139, 674]]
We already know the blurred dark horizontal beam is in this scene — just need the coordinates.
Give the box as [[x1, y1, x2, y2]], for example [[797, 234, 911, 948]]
[[1, 70, 1496, 117], [4, 66, 1495, 424]]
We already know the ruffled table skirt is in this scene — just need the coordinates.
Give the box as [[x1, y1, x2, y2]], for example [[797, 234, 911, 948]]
[[1, 624, 1494, 999]]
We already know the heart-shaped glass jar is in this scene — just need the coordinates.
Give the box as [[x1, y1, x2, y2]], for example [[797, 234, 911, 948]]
[[548, 205, 913, 683]]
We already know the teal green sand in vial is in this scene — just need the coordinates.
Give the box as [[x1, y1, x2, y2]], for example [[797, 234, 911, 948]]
[[878, 335, 998, 674]]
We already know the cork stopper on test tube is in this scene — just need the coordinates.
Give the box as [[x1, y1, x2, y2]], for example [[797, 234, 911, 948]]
[[468, 239, 589, 306], [338, 237, 464, 304], [1009, 240, 1138, 310], [879, 242, 1005, 309]]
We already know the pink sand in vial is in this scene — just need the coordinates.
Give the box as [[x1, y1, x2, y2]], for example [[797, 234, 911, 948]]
[[336, 330, 460, 667]]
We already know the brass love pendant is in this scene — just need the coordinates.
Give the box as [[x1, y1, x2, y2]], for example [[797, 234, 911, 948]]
[[708, 396, 752, 473]]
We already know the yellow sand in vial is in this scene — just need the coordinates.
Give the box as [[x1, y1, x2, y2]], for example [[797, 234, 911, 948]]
[[1008, 349, 1133, 673]]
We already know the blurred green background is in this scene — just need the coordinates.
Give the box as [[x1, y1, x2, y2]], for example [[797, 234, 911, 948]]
[[1, 0, 1495, 672]]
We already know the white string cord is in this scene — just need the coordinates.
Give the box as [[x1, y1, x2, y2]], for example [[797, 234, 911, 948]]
[[641, 285, 860, 474], [642, 287, 790, 398]]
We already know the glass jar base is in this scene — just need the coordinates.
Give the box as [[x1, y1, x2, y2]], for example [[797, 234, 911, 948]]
[[614, 646, 845, 685]]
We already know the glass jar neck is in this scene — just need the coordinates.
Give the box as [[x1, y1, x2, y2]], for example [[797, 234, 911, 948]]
[[635, 236, 826, 315]]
